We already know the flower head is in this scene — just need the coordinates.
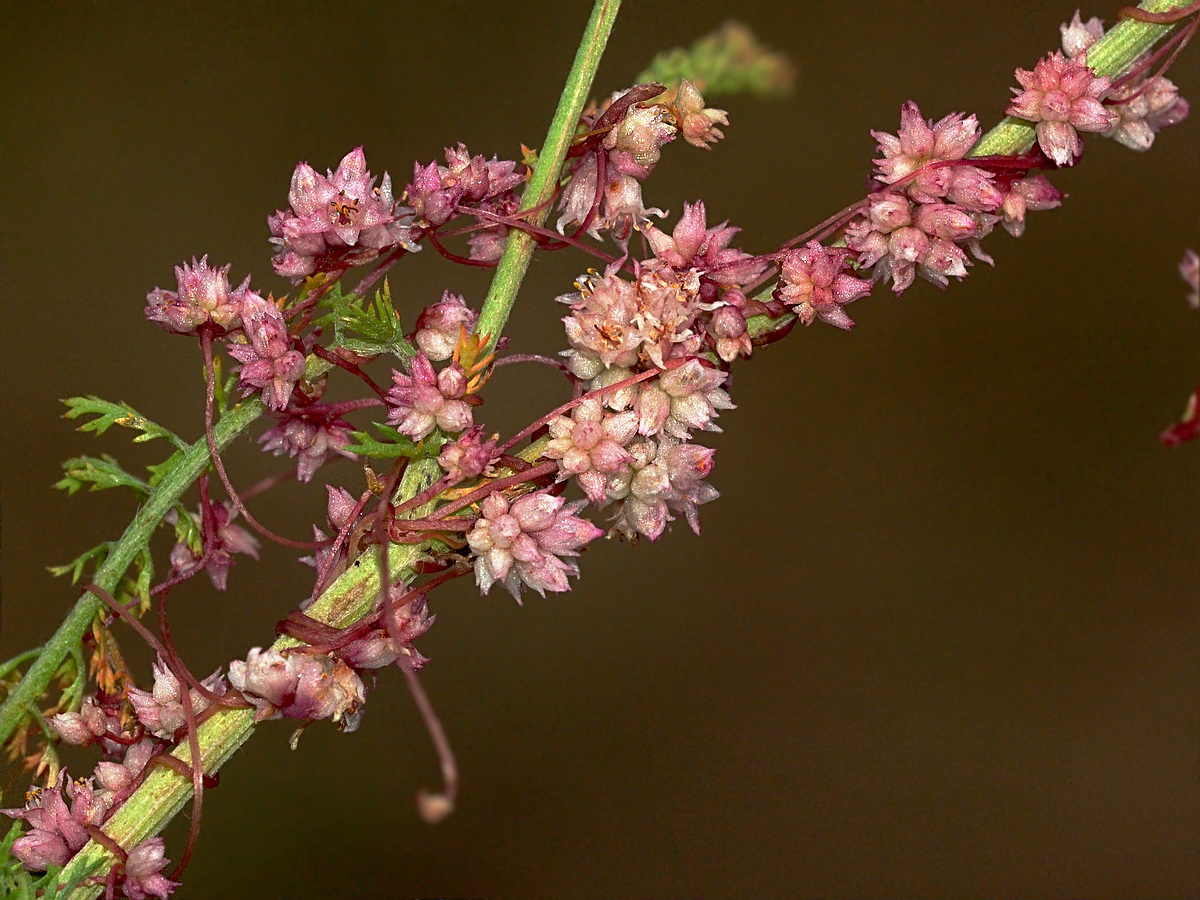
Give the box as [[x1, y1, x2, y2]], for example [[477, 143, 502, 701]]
[[1104, 76, 1190, 151], [385, 354, 474, 440], [258, 408, 356, 483], [229, 648, 365, 729], [438, 426, 498, 483], [1060, 10, 1105, 58], [144, 256, 247, 335], [545, 397, 638, 503], [122, 837, 181, 900], [269, 147, 419, 280], [1007, 51, 1116, 166], [642, 201, 767, 288], [605, 436, 718, 541], [775, 242, 873, 329], [227, 293, 307, 411], [467, 490, 604, 600], [169, 500, 260, 591], [672, 79, 729, 149], [1, 771, 110, 871], [125, 657, 227, 740], [414, 291, 479, 361]]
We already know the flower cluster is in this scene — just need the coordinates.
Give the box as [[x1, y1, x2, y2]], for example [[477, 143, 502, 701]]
[[385, 353, 474, 440], [269, 147, 420, 280], [144, 256, 246, 336], [535, 200, 768, 545], [406, 144, 526, 262], [168, 500, 260, 592], [1059, 12, 1190, 152], [229, 647, 365, 730], [841, 100, 1062, 296], [557, 81, 727, 242], [3, 727, 180, 897], [466, 491, 605, 600]]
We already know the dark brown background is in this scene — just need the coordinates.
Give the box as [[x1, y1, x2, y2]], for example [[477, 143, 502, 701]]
[[2, 2, 1197, 897]]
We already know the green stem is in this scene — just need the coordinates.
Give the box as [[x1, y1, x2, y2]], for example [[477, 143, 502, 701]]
[[0, 399, 264, 746], [58, 458, 443, 900], [473, 0, 622, 354]]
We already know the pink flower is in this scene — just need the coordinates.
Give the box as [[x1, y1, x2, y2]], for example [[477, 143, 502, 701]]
[[775, 242, 873, 329], [125, 657, 227, 740], [642, 201, 767, 289], [1007, 51, 1116, 166], [406, 143, 525, 229], [258, 408, 355, 483], [605, 436, 718, 541], [228, 648, 365, 729], [871, 102, 999, 209], [339, 592, 435, 670], [603, 98, 678, 168], [1104, 76, 1190, 151], [1060, 11, 1105, 59], [546, 397, 638, 503], [672, 79, 729, 150], [385, 354, 474, 440], [467, 490, 604, 600], [845, 192, 989, 294], [144, 256, 246, 336], [169, 500, 260, 591], [1, 772, 110, 871], [122, 838, 181, 900], [227, 293, 307, 411], [414, 291, 478, 361], [48, 697, 112, 746], [269, 147, 419, 280], [998, 174, 1064, 238], [438, 426, 498, 483]]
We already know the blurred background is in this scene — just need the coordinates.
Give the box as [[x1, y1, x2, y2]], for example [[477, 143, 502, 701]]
[[2, 2, 1197, 897]]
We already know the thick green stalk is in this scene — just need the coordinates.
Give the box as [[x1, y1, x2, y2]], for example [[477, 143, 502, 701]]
[[58, 459, 443, 900], [0, 399, 265, 745], [472, 0, 622, 353]]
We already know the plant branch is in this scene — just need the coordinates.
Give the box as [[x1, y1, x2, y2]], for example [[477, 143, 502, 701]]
[[57, 459, 444, 900], [745, 0, 1193, 341], [972, 0, 1192, 155]]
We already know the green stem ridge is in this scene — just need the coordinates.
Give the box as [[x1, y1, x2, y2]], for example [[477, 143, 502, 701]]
[[473, 0, 622, 353], [0, 399, 265, 746]]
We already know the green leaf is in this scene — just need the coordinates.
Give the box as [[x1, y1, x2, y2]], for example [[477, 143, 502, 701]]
[[346, 422, 446, 459], [315, 281, 416, 362], [636, 21, 795, 99], [145, 448, 185, 488], [55, 455, 150, 497], [48, 544, 111, 584], [61, 397, 189, 452]]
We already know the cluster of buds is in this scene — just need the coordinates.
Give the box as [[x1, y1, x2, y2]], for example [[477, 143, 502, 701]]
[[557, 80, 728, 242], [1, 772, 178, 899], [269, 147, 420, 280], [406, 144, 527, 262]]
